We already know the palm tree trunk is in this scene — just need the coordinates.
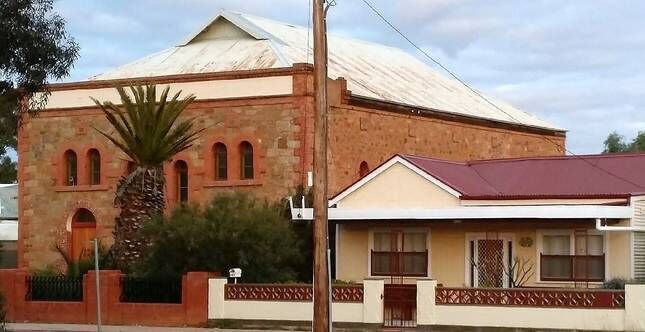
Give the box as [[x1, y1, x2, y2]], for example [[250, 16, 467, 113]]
[[112, 166, 165, 271]]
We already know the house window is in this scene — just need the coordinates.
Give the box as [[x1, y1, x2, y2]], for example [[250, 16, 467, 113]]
[[175, 160, 188, 203], [359, 161, 369, 177], [540, 231, 605, 282], [88, 149, 101, 185], [214, 143, 227, 180], [65, 150, 77, 186], [240, 141, 254, 180], [371, 231, 428, 276]]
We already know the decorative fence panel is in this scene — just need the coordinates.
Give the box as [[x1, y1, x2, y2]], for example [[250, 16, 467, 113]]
[[120, 276, 182, 303], [435, 287, 625, 309], [25, 275, 83, 301], [224, 284, 363, 302]]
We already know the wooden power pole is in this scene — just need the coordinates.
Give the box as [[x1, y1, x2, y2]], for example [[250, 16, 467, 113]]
[[312, 0, 330, 331]]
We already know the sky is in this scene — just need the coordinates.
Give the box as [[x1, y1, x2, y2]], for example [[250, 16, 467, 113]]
[[50, 0, 645, 154]]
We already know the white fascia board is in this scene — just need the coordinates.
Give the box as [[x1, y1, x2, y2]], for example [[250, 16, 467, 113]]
[[328, 156, 462, 207], [291, 205, 632, 221]]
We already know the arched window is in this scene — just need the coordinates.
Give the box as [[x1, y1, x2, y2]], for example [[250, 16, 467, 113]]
[[214, 143, 227, 181], [65, 150, 77, 186], [88, 149, 101, 185], [359, 161, 370, 178], [239, 141, 254, 180], [175, 160, 188, 203], [71, 208, 96, 260]]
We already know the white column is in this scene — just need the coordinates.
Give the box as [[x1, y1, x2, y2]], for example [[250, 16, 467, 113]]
[[625, 284, 645, 331], [417, 278, 437, 326], [362, 277, 384, 324], [208, 277, 228, 319]]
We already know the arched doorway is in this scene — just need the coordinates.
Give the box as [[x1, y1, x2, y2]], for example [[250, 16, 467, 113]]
[[71, 208, 97, 260]]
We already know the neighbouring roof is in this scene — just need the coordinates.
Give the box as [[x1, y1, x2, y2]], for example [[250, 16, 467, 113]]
[[0, 184, 17, 220], [90, 10, 561, 132], [400, 153, 645, 199]]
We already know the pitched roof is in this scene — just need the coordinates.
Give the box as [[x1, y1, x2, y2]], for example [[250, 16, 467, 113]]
[[0, 184, 18, 219], [401, 153, 645, 199], [90, 10, 561, 131]]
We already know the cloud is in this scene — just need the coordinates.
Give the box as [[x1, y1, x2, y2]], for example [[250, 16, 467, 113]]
[[51, 0, 645, 154]]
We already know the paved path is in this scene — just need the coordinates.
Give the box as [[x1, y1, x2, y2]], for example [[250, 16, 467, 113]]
[[6, 323, 280, 332]]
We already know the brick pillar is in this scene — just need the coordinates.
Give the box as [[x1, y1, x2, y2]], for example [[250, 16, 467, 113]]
[[13, 270, 29, 322], [416, 278, 437, 326], [625, 284, 645, 331], [0, 269, 19, 321], [85, 270, 121, 324], [362, 277, 384, 324], [184, 272, 210, 326]]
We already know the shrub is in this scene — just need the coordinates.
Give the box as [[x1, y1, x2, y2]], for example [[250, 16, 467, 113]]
[[136, 193, 301, 282], [603, 278, 627, 289]]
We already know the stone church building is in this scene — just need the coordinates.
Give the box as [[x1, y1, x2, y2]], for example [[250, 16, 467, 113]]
[[17, 11, 565, 269]]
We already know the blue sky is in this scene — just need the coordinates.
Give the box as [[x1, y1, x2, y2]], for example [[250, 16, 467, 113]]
[[49, 0, 645, 154]]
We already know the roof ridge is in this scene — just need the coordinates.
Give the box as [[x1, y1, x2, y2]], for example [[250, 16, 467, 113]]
[[467, 152, 645, 165]]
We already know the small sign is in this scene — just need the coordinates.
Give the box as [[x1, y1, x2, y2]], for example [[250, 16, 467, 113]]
[[229, 268, 242, 278]]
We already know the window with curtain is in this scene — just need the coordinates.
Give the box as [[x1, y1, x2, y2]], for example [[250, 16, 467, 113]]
[[541, 233, 604, 281], [214, 143, 227, 180], [240, 141, 254, 180], [65, 150, 77, 186], [175, 161, 188, 203], [371, 231, 427, 276], [88, 149, 101, 185]]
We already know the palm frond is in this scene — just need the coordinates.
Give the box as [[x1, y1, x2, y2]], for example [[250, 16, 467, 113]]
[[92, 85, 202, 168]]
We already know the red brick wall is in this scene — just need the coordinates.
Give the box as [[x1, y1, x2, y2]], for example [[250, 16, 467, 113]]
[[17, 66, 564, 270], [0, 270, 211, 327]]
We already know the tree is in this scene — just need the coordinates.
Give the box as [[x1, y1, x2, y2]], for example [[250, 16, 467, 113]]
[[136, 193, 301, 282], [93, 85, 202, 271], [602, 131, 645, 153], [0, 156, 16, 183], [0, 0, 79, 166]]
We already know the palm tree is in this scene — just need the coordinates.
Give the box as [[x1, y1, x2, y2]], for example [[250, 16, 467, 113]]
[[92, 85, 202, 271]]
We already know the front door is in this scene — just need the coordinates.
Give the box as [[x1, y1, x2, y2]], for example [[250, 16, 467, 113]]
[[468, 233, 513, 288]]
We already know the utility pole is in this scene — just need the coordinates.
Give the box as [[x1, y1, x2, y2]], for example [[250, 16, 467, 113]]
[[312, 0, 330, 331]]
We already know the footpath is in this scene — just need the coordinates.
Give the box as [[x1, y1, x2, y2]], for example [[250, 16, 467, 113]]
[[7, 323, 279, 332]]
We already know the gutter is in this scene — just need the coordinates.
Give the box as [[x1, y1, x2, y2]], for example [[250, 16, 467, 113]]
[[595, 218, 644, 232]]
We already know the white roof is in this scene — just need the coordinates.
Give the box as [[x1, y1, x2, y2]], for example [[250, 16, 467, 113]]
[[91, 10, 561, 131]]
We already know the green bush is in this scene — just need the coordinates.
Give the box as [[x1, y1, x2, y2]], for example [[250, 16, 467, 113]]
[[135, 193, 301, 282], [603, 278, 627, 289]]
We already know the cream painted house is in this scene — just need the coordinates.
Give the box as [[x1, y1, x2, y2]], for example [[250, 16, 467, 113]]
[[292, 153, 645, 288]]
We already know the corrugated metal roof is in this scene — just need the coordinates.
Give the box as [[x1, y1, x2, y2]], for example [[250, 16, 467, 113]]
[[0, 184, 17, 220], [401, 153, 645, 199], [91, 10, 562, 131]]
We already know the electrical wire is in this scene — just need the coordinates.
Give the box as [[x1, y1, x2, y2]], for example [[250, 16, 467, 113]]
[[358, 0, 645, 190]]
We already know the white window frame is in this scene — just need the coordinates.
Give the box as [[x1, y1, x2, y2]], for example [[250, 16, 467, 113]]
[[535, 229, 609, 283], [464, 232, 515, 288], [367, 227, 431, 278]]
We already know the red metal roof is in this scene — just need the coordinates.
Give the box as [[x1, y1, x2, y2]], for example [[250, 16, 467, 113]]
[[400, 153, 645, 199]]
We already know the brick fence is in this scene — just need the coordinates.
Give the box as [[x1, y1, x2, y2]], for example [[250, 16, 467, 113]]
[[0, 269, 213, 327]]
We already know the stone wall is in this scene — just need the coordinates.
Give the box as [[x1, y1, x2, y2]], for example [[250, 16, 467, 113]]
[[17, 68, 565, 270]]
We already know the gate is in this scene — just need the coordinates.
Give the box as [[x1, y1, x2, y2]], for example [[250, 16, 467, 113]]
[[383, 282, 417, 327]]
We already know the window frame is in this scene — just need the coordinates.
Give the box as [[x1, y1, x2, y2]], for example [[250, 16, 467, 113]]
[[88, 149, 101, 185], [213, 143, 228, 181], [537, 229, 607, 282], [175, 160, 189, 203], [368, 228, 430, 277], [64, 150, 78, 186], [239, 141, 254, 180]]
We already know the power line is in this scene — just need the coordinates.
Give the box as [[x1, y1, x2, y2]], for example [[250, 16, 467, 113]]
[[358, 0, 645, 190]]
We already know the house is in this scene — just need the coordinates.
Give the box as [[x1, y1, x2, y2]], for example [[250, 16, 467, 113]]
[[18, 10, 565, 270], [292, 153, 645, 287], [0, 184, 18, 268]]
